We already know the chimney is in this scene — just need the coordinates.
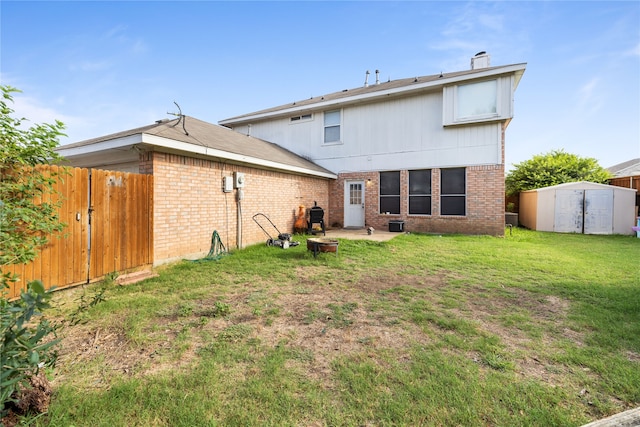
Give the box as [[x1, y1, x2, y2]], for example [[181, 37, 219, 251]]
[[471, 51, 490, 70], [364, 70, 370, 87], [375, 69, 380, 85]]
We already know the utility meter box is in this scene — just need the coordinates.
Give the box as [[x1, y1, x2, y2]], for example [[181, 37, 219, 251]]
[[222, 176, 233, 193], [233, 172, 245, 188]]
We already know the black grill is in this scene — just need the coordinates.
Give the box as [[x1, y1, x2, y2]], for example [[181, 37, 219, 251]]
[[307, 202, 326, 235]]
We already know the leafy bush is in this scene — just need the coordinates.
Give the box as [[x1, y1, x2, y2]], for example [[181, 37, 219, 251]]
[[506, 149, 612, 195], [0, 85, 66, 421], [1, 280, 60, 418]]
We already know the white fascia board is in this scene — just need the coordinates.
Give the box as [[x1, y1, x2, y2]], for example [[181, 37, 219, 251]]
[[56, 134, 143, 157], [220, 63, 527, 126], [142, 134, 337, 179]]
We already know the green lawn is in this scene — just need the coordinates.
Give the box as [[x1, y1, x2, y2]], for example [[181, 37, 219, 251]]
[[39, 229, 640, 426]]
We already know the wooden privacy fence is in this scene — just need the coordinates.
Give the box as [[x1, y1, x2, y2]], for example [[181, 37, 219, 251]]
[[609, 176, 640, 192], [2, 166, 153, 299]]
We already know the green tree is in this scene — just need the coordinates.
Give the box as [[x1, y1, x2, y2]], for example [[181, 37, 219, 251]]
[[1, 86, 66, 267], [506, 149, 612, 196], [1, 85, 66, 419]]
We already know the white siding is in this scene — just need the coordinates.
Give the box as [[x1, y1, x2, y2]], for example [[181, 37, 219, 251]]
[[230, 89, 503, 174]]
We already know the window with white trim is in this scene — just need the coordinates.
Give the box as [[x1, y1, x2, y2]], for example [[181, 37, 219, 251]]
[[440, 168, 466, 216], [443, 79, 502, 126], [456, 80, 497, 119], [323, 110, 341, 143], [379, 171, 400, 214], [409, 169, 431, 215]]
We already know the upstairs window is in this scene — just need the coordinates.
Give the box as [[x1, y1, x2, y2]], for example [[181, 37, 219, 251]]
[[440, 168, 466, 216], [409, 169, 431, 215], [443, 78, 502, 126], [324, 110, 341, 143], [456, 80, 497, 119], [290, 113, 313, 123], [379, 171, 400, 214]]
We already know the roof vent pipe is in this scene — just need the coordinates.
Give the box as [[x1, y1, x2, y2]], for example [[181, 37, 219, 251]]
[[375, 69, 380, 85], [364, 70, 370, 87]]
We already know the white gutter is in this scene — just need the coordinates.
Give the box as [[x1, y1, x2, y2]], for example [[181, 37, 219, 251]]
[[57, 133, 337, 180], [220, 63, 527, 126], [56, 134, 143, 157]]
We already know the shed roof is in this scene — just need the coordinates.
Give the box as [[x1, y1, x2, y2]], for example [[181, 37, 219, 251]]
[[56, 116, 336, 178], [521, 181, 637, 193]]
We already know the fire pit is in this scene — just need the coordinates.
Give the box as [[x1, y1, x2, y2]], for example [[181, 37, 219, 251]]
[[307, 237, 339, 257]]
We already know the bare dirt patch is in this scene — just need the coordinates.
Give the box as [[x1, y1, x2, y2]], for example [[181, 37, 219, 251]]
[[50, 271, 437, 388], [49, 269, 579, 394]]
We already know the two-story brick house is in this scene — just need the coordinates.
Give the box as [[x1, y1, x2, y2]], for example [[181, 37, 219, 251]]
[[57, 53, 526, 267], [220, 53, 526, 235]]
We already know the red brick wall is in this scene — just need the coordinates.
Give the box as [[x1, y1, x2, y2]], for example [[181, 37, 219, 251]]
[[329, 165, 505, 236], [145, 152, 329, 264]]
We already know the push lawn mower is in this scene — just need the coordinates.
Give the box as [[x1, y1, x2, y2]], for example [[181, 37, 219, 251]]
[[252, 213, 300, 249]]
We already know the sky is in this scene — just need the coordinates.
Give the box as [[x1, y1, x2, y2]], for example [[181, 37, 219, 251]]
[[1, 1, 639, 171]]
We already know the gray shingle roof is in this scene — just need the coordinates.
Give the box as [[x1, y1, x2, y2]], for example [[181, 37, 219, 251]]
[[220, 63, 526, 124], [57, 116, 334, 177], [607, 158, 640, 177]]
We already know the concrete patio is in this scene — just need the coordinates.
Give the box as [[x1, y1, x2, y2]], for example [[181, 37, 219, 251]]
[[322, 227, 404, 242]]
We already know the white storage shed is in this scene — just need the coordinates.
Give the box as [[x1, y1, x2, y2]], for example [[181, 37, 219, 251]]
[[519, 182, 637, 235]]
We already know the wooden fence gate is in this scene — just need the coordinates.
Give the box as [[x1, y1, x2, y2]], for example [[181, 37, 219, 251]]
[[3, 166, 153, 299]]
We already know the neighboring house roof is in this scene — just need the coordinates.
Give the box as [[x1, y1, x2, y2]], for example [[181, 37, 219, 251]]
[[56, 116, 336, 179], [219, 63, 526, 126], [607, 158, 640, 177]]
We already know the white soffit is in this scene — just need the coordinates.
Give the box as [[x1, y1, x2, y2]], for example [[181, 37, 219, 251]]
[[56, 134, 143, 157]]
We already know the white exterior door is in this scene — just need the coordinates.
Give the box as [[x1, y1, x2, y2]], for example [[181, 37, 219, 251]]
[[554, 190, 584, 233], [584, 189, 613, 234], [344, 181, 365, 228]]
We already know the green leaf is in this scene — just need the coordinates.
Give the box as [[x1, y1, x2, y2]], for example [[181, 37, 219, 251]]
[[29, 280, 46, 295]]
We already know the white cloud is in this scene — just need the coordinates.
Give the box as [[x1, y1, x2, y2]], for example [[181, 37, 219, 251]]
[[576, 77, 605, 117], [579, 77, 599, 103], [103, 24, 128, 42], [69, 60, 112, 72], [102, 24, 148, 55], [477, 13, 504, 32], [624, 42, 640, 57], [131, 39, 148, 55], [11, 96, 72, 124]]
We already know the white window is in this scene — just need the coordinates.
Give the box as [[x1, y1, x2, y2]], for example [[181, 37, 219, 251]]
[[323, 110, 341, 143], [290, 113, 313, 123], [443, 78, 503, 126], [456, 80, 497, 119]]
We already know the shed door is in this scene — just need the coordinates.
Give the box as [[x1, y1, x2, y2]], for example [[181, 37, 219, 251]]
[[584, 189, 613, 234], [554, 190, 583, 233]]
